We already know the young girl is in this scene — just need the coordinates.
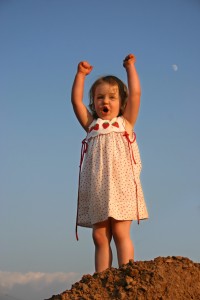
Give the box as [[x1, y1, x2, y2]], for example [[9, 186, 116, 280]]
[[71, 54, 148, 272]]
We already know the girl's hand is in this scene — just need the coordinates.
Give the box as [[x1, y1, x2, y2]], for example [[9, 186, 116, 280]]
[[77, 61, 93, 75], [123, 54, 136, 68]]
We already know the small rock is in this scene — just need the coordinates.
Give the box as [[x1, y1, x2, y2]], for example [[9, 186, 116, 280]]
[[125, 275, 134, 285], [118, 291, 127, 299], [125, 284, 132, 290]]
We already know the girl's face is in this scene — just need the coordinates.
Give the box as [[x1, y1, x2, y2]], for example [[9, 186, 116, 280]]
[[93, 83, 121, 120]]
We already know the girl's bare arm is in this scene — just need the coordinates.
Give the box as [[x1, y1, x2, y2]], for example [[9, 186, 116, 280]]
[[123, 54, 141, 128], [71, 61, 93, 131]]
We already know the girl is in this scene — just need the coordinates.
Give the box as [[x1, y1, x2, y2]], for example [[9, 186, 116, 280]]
[[71, 54, 148, 272]]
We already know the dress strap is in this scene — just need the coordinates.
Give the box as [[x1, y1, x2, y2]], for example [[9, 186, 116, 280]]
[[75, 138, 88, 241], [123, 131, 140, 224]]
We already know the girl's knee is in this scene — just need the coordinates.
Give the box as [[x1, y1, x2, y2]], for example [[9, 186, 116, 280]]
[[92, 230, 111, 247], [92, 219, 112, 246], [111, 220, 132, 243], [112, 229, 125, 244]]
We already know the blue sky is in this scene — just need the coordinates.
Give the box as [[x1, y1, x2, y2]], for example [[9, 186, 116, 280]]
[[1, 1, 200, 299]]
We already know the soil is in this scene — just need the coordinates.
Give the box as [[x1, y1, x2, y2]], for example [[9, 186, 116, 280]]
[[46, 256, 200, 300]]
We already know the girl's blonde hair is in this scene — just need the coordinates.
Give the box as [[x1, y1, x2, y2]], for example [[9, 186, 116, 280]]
[[89, 75, 128, 119]]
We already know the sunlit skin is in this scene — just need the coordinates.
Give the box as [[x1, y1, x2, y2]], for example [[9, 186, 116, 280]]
[[94, 83, 121, 121], [93, 218, 134, 272], [71, 54, 141, 272]]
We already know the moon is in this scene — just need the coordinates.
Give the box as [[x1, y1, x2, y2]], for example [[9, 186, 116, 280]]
[[172, 64, 178, 71]]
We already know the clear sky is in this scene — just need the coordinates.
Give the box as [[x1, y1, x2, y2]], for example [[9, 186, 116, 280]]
[[1, 1, 200, 299]]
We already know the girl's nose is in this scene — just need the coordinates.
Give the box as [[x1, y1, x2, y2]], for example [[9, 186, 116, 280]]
[[103, 97, 109, 104]]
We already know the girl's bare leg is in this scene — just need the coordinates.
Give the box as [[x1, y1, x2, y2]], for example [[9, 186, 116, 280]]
[[92, 219, 112, 272], [111, 218, 134, 266]]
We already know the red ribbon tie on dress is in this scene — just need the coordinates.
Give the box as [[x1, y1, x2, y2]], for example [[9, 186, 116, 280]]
[[123, 131, 140, 225], [76, 138, 88, 241]]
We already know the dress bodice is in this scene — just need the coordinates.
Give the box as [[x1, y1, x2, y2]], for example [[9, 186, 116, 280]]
[[87, 116, 126, 140]]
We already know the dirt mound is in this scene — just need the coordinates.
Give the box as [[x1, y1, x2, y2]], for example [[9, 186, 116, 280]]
[[46, 256, 200, 300]]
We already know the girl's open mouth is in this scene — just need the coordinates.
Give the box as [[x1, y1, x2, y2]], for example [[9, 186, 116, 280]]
[[102, 107, 109, 113]]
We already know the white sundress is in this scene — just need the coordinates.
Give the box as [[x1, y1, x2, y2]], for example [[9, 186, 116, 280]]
[[75, 116, 148, 238]]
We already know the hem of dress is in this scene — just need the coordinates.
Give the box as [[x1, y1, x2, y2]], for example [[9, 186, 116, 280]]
[[77, 216, 149, 229]]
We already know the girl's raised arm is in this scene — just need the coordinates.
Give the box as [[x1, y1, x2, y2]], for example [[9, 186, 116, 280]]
[[71, 61, 94, 131], [123, 54, 141, 128]]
